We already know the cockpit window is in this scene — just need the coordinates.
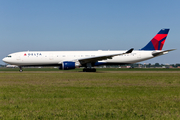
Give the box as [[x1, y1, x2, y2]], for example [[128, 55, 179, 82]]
[[6, 55, 12, 58]]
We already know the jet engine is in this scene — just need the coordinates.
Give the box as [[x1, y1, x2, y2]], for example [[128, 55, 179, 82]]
[[60, 61, 76, 70]]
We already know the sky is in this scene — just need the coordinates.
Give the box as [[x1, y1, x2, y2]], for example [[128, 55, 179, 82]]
[[0, 0, 180, 65]]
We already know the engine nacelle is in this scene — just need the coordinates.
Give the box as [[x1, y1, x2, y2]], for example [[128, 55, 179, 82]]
[[62, 61, 75, 70]]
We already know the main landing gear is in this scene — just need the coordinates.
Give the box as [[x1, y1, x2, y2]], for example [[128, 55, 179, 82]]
[[83, 63, 96, 72]]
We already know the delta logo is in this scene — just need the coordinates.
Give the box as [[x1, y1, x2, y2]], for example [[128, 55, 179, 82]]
[[24, 53, 42, 56]]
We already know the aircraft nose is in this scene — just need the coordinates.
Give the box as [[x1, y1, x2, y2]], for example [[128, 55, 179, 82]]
[[2, 58, 7, 62]]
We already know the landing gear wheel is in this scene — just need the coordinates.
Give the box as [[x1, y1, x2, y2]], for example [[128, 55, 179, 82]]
[[83, 68, 96, 72], [92, 68, 96, 72], [83, 69, 86, 72], [19, 66, 23, 72]]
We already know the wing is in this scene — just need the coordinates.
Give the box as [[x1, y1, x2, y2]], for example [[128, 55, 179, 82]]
[[78, 48, 134, 65], [152, 49, 176, 57]]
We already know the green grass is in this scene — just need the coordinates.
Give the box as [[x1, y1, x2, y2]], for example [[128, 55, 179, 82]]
[[1, 71, 180, 119], [1, 67, 180, 72]]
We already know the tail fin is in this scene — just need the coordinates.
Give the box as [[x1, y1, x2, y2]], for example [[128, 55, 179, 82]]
[[141, 29, 170, 50]]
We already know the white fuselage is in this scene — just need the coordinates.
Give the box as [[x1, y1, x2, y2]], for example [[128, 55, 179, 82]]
[[2, 50, 157, 67]]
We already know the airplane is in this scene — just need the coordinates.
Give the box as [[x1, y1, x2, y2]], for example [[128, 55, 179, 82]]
[[2, 29, 175, 72]]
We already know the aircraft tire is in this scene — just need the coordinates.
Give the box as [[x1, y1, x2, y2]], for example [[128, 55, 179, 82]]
[[92, 68, 96, 72], [83, 68, 86, 72], [83, 68, 96, 72]]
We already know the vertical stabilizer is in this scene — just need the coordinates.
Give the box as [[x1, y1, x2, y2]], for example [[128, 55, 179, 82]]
[[141, 29, 169, 50]]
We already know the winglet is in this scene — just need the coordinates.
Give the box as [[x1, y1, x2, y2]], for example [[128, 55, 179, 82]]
[[126, 48, 134, 53]]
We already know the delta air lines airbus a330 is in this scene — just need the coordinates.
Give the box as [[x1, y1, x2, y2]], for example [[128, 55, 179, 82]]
[[2, 29, 175, 72]]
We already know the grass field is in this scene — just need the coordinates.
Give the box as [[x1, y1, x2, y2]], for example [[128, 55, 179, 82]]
[[1, 68, 180, 119], [1, 67, 180, 72]]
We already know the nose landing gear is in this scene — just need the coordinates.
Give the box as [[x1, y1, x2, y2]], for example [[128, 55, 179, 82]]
[[19, 66, 23, 72]]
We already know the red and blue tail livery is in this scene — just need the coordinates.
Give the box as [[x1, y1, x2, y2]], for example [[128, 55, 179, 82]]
[[141, 29, 169, 50]]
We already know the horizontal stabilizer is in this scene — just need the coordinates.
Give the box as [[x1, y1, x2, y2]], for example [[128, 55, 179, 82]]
[[152, 49, 176, 57]]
